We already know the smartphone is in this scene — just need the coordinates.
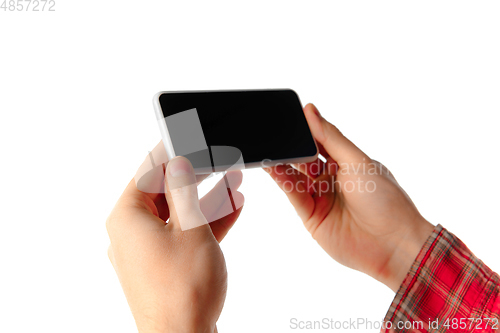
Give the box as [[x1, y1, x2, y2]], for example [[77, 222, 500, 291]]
[[153, 89, 318, 174]]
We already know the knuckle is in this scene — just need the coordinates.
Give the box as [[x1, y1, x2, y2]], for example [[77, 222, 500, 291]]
[[105, 214, 116, 233]]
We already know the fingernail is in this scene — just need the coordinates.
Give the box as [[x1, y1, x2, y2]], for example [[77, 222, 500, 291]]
[[168, 157, 191, 177]]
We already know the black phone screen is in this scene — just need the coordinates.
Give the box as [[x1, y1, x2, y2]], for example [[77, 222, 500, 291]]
[[158, 89, 317, 170]]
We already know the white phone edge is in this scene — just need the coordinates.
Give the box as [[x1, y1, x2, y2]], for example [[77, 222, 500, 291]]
[[152, 89, 319, 173]]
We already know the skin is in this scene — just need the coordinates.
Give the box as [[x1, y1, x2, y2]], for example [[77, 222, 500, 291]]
[[107, 157, 244, 333], [265, 103, 434, 292], [107, 103, 434, 331]]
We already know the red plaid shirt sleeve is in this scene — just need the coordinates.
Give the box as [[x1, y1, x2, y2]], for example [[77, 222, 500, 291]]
[[382, 224, 500, 333]]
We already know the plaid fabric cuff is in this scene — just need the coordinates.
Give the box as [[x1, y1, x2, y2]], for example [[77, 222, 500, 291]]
[[382, 224, 500, 333]]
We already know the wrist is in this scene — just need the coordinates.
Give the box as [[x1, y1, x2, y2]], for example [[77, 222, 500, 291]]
[[381, 217, 435, 292], [138, 321, 216, 333], [130, 284, 223, 333], [134, 308, 217, 333]]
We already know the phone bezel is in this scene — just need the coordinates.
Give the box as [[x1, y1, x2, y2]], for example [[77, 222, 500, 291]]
[[153, 89, 319, 173]]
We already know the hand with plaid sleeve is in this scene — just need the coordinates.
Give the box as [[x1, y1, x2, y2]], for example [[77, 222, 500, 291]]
[[267, 103, 499, 332]]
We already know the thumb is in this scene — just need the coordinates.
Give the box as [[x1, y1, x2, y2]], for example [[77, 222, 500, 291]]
[[164, 156, 208, 231], [304, 103, 368, 164]]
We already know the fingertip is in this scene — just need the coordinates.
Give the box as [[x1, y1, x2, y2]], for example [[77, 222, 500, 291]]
[[304, 103, 321, 118], [165, 156, 198, 192], [231, 190, 245, 210], [304, 106, 327, 143], [303, 104, 368, 164], [226, 170, 243, 189], [166, 156, 194, 178], [164, 156, 207, 231], [227, 169, 243, 177]]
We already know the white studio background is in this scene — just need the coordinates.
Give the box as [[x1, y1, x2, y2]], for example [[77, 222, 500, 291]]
[[1, 1, 499, 332]]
